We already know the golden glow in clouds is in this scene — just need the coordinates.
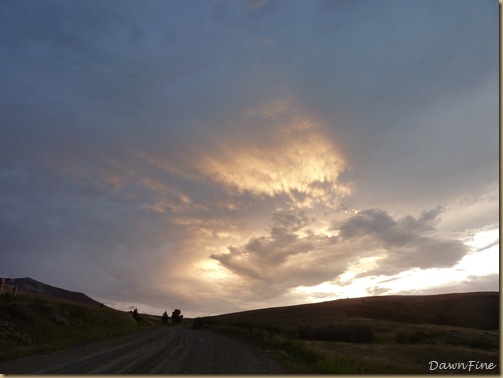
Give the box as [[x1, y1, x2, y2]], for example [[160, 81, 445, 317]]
[[197, 117, 350, 207]]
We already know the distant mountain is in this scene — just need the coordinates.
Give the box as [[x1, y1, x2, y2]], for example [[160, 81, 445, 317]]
[[2, 277, 102, 306], [213, 292, 499, 331]]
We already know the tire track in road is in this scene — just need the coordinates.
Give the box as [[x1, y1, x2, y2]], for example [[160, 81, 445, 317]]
[[88, 328, 183, 374], [123, 327, 189, 374], [0, 326, 287, 374]]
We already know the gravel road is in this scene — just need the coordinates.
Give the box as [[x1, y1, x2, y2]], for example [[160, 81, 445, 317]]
[[0, 326, 288, 374]]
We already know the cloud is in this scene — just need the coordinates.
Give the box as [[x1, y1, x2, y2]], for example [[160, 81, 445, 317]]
[[334, 208, 468, 276], [210, 209, 345, 296], [382, 273, 500, 297], [0, 0, 497, 316], [337, 207, 443, 245], [210, 204, 470, 306], [193, 99, 351, 207]]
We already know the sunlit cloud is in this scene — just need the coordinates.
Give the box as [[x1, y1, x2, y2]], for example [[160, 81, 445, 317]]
[[196, 116, 351, 207], [292, 226, 499, 303], [207, 203, 488, 310], [0, 0, 497, 317]]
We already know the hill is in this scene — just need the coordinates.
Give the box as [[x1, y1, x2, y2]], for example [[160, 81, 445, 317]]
[[2, 277, 102, 306], [213, 292, 499, 330], [0, 290, 160, 361], [206, 292, 499, 374]]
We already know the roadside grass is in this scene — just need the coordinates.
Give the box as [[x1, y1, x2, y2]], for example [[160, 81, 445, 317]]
[[307, 340, 499, 374], [200, 318, 499, 374], [210, 324, 406, 373], [0, 294, 160, 361]]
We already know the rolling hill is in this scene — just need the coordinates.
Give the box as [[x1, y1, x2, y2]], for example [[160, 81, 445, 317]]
[[0, 277, 498, 373], [1, 277, 102, 306], [212, 292, 499, 330]]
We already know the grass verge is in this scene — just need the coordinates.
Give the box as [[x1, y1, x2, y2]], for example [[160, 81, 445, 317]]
[[202, 320, 499, 374], [0, 294, 160, 361]]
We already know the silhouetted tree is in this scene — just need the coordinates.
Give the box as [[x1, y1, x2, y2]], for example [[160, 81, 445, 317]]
[[161, 311, 169, 324], [132, 308, 141, 322], [171, 308, 183, 323]]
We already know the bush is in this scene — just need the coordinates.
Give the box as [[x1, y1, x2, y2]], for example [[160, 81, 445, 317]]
[[298, 323, 374, 343], [39, 302, 54, 315], [462, 336, 499, 351], [51, 314, 69, 326], [193, 317, 217, 329], [7, 301, 31, 320], [258, 323, 281, 334], [394, 329, 426, 344], [171, 309, 183, 323], [192, 317, 204, 329], [132, 308, 141, 322], [281, 339, 322, 365], [161, 311, 169, 324], [233, 321, 255, 332]]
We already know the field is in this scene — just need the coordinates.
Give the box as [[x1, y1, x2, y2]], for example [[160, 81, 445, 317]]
[[198, 292, 500, 374], [1, 290, 498, 374], [0, 293, 160, 361]]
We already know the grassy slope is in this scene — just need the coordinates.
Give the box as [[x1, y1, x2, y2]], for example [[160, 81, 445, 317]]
[[214, 292, 499, 330], [207, 292, 500, 374], [0, 293, 161, 361], [2, 291, 498, 373]]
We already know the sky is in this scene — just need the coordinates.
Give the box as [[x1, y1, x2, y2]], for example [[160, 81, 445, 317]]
[[0, 0, 499, 317]]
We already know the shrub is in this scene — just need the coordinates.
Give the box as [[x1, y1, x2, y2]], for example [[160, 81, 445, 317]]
[[171, 309, 183, 323], [11, 329, 32, 344], [233, 321, 254, 332], [258, 323, 281, 334], [132, 308, 141, 322], [193, 316, 218, 329], [7, 301, 31, 320], [51, 314, 69, 326], [281, 339, 321, 365], [394, 329, 426, 344], [298, 323, 374, 343], [39, 302, 54, 315], [192, 317, 204, 329], [463, 336, 499, 351], [161, 311, 169, 324]]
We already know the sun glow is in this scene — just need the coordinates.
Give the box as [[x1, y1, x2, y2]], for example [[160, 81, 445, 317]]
[[200, 131, 347, 199], [195, 259, 233, 281], [293, 278, 380, 302], [291, 227, 499, 303], [464, 227, 499, 251], [196, 114, 350, 207]]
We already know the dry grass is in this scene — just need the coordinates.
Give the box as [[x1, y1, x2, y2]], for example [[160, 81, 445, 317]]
[[208, 292, 499, 374], [307, 339, 499, 374], [0, 294, 160, 361], [215, 292, 499, 330]]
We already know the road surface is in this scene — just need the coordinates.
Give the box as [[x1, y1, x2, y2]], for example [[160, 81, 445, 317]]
[[0, 326, 288, 374]]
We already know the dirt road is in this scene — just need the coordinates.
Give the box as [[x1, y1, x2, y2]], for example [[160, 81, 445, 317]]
[[0, 326, 288, 374]]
